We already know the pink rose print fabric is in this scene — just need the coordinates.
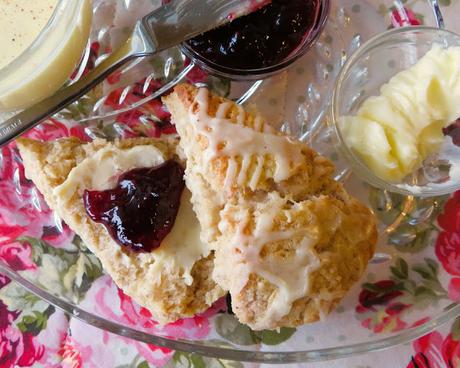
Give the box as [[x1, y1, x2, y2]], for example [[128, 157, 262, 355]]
[[63, 277, 224, 368], [390, 7, 422, 27], [436, 192, 460, 276], [407, 330, 460, 368]]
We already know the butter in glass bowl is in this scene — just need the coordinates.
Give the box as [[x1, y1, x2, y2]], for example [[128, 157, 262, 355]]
[[332, 27, 460, 197]]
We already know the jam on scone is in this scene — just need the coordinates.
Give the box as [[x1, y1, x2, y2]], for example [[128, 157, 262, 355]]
[[84, 160, 185, 252]]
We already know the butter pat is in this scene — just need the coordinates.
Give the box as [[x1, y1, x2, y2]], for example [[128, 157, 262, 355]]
[[54, 145, 166, 203], [340, 46, 460, 182]]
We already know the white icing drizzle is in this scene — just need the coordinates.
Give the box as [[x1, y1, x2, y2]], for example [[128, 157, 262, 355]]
[[186, 89, 320, 327], [238, 156, 251, 186], [250, 156, 264, 190], [224, 157, 238, 189], [218, 196, 321, 329], [189, 88, 304, 191], [253, 115, 264, 132]]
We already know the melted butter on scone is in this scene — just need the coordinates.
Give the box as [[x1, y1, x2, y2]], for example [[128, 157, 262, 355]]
[[54, 145, 165, 201], [54, 145, 211, 285], [188, 88, 304, 190]]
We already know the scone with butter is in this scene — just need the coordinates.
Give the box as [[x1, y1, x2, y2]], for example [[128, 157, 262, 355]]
[[163, 84, 378, 331], [17, 137, 225, 324]]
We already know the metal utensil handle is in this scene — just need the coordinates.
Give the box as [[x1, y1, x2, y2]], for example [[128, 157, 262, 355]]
[[0, 33, 142, 147], [429, 0, 445, 29]]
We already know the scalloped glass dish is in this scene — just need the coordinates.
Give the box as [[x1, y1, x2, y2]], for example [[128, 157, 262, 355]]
[[1, 0, 460, 364]]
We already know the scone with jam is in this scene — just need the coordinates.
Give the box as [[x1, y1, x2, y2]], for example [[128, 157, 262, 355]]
[[17, 137, 225, 324], [164, 84, 378, 330]]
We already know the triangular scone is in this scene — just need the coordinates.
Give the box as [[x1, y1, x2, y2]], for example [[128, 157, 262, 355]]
[[164, 84, 378, 330], [17, 137, 224, 324]]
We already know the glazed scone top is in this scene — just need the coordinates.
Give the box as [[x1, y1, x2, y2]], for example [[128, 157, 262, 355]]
[[176, 86, 347, 328], [186, 88, 309, 193], [54, 144, 211, 286], [217, 192, 323, 328], [165, 84, 377, 329]]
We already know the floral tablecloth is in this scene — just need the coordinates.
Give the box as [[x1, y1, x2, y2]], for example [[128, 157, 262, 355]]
[[2, 0, 460, 367]]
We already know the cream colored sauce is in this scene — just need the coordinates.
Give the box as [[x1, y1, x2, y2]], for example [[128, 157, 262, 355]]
[[0, 0, 92, 110], [188, 88, 304, 192], [0, 0, 57, 69], [54, 145, 210, 285]]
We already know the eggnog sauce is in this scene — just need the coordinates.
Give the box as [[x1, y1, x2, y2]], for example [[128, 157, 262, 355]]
[[0, 0, 92, 110], [0, 0, 57, 69]]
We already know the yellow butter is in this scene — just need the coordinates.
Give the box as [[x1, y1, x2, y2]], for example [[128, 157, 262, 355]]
[[340, 46, 460, 182]]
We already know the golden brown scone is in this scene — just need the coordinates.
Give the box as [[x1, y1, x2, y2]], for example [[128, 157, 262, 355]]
[[17, 136, 224, 324], [164, 84, 378, 330]]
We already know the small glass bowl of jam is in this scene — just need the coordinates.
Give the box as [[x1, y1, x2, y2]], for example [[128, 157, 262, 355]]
[[181, 0, 330, 80]]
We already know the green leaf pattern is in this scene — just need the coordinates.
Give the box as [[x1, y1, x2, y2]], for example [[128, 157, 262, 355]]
[[17, 236, 103, 303]]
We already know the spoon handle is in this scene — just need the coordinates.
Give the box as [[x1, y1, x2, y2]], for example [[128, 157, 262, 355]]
[[0, 23, 152, 147], [429, 0, 445, 29]]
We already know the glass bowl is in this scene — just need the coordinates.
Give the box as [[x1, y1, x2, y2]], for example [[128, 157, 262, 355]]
[[180, 0, 330, 81], [0, 0, 92, 112], [332, 26, 460, 198]]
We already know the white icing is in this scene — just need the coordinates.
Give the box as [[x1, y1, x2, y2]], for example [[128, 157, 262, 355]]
[[54, 145, 210, 285], [185, 89, 321, 328], [216, 195, 321, 330], [188, 88, 304, 191]]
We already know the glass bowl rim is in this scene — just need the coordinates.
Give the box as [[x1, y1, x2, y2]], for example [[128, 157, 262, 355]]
[[2, 260, 460, 364], [0, 0, 83, 87], [179, 0, 330, 81], [331, 25, 460, 198]]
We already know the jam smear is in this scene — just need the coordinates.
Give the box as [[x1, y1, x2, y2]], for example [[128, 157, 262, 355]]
[[84, 160, 185, 252], [443, 118, 460, 147], [186, 0, 321, 70]]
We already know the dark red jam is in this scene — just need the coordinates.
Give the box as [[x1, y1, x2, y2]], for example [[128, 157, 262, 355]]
[[186, 0, 322, 70], [84, 160, 185, 252], [443, 118, 460, 147]]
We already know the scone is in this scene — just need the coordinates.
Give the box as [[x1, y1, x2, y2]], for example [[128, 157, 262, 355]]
[[17, 136, 225, 324], [164, 84, 378, 330]]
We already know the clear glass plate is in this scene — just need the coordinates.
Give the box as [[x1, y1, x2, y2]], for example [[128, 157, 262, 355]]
[[1, 0, 460, 364]]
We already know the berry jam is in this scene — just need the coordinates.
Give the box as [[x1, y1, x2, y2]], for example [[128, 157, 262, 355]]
[[186, 0, 322, 70], [84, 160, 185, 252], [443, 118, 460, 147]]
